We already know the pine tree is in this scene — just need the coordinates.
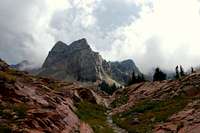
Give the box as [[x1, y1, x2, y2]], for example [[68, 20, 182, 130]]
[[180, 65, 185, 77], [99, 81, 118, 95], [111, 83, 117, 93], [153, 67, 167, 81], [128, 71, 137, 85], [191, 67, 195, 73], [137, 74, 145, 82], [153, 68, 159, 81], [175, 65, 180, 79]]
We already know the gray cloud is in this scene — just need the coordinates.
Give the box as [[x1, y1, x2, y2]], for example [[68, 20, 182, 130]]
[[0, 0, 54, 66], [50, 0, 140, 52], [94, 0, 140, 32], [1, 0, 200, 74], [0, 0, 141, 68], [141, 37, 164, 70]]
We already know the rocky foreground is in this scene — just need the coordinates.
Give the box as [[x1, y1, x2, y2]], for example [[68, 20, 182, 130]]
[[0, 59, 109, 133], [1, 58, 200, 133]]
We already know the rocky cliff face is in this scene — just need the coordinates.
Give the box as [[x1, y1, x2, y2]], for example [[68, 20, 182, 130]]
[[39, 38, 140, 84]]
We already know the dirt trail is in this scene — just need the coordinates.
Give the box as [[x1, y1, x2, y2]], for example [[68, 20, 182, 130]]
[[106, 110, 128, 133]]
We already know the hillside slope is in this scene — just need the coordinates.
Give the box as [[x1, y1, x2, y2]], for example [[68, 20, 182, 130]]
[[1, 57, 200, 133], [0, 59, 112, 133], [111, 73, 200, 133]]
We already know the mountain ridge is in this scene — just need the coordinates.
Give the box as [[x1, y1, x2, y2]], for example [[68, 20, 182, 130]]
[[39, 38, 141, 84]]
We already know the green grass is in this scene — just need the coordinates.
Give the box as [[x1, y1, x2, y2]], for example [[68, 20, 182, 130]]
[[111, 88, 129, 108], [0, 71, 16, 83], [111, 95, 129, 108], [112, 96, 190, 133], [75, 101, 114, 133], [47, 82, 62, 91]]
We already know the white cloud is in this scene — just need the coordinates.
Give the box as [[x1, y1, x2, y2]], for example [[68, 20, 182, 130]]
[[0, 0, 70, 66], [102, 0, 200, 73], [1, 0, 200, 73]]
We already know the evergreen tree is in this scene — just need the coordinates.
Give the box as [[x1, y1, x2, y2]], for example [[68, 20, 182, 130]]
[[180, 65, 185, 77], [111, 83, 117, 93], [137, 74, 145, 82], [153, 68, 160, 81], [128, 71, 137, 85], [128, 72, 146, 85], [191, 67, 195, 73], [98, 81, 118, 95], [175, 65, 180, 79], [153, 67, 167, 81], [99, 80, 109, 92], [132, 71, 137, 83]]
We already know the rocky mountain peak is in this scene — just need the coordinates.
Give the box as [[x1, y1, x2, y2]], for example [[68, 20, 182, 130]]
[[121, 59, 134, 64], [51, 38, 91, 54], [52, 41, 68, 52], [72, 38, 87, 45], [69, 38, 91, 51], [39, 39, 141, 84], [120, 59, 138, 72]]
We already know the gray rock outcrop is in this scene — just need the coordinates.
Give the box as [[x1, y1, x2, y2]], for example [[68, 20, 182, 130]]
[[39, 38, 141, 84]]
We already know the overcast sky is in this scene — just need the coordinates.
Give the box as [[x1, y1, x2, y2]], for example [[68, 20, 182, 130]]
[[1, 0, 200, 73]]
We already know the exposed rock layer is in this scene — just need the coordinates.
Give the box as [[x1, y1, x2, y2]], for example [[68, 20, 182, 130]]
[[0, 59, 109, 133]]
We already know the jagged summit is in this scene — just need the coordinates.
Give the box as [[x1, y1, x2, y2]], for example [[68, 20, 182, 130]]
[[111, 59, 138, 72], [51, 39, 91, 55], [121, 59, 135, 64], [119, 59, 139, 73], [39, 38, 141, 84], [70, 38, 89, 46], [52, 38, 90, 52], [69, 38, 91, 52], [51, 41, 68, 52]]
